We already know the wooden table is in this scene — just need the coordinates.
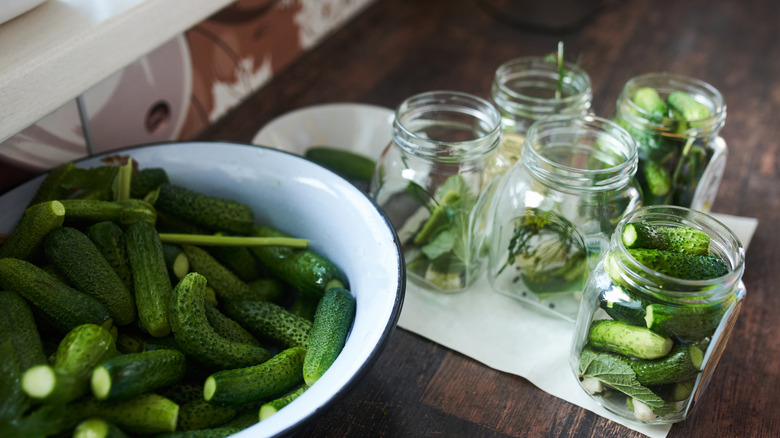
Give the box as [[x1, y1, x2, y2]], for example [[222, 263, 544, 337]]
[[199, 0, 780, 436]]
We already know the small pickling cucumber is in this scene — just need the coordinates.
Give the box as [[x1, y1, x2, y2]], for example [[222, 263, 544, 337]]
[[59, 199, 157, 226], [155, 209, 210, 234], [627, 248, 729, 280], [72, 392, 180, 435], [588, 319, 673, 359], [597, 285, 647, 327], [250, 225, 348, 299], [0, 200, 65, 261], [303, 287, 356, 386], [222, 299, 312, 349], [181, 244, 253, 301], [162, 243, 190, 280], [73, 418, 130, 438], [91, 349, 186, 401], [0, 258, 112, 334], [667, 91, 712, 123], [1, 340, 28, 424], [204, 302, 261, 347], [44, 226, 136, 326], [0, 290, 47, 371], [130, 167, 169, 199], [622, 222, 710, 256], [160, 383, 238, 431], [259, 384, 307, 420], [203, 346, 306, 405], [247, 277, 288, 305], [631, 87, 668, 120], [125, 220, 172, 337], [629, 343, 703, 386], [87, 221, 134, 291], [168, 272, 272, 369], [645, 302, 728, 342], [289, 294, 319, 321], [304, 146, 377, 183], [22, 323, 117, 404], [641, 160, 671, 198], [209, 232, 262, 282], [155, 183, 255, 234]]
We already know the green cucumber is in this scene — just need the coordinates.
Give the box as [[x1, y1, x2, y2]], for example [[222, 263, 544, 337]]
[[177, 399, 238, 431], [168, 272, 272, 370], [59, 199, 156, 226], [130, 167, 169, 199], [204, 346, 306, 405], [162, 243, 190, 280], [641, 160, 671, 198], [629, 343, 703, 386], [597, 285, 647, 327], [0, 258, 112, 334], [181, 244, 253, 301], [155, 209, 210, 234], [289, 294, 319, 321], [587, 319, 673, 359], [72, 393, 180, 435], [28, 161, 76, 206], [304, 146, 377, 183], [87, 221, 134, 292], [155, 183, 254, 234], [22, 323, 117, 404], [247, 277, 288, 305], [209, 232, 262, 282], [73, 418, 130, 438], [667, 91, 712, 124], [622, 222, 710, 256], [645, 302, 727, 342], [631, 87, 668, 121], [125, 220, 172, 337], [44, 226, 136, 326], [259, 384, 307, 420], [0, 340, 28, 424], [0, 290, 47, 371], [249, 226, 348, 299], [628, 248, 729, 280], [204, 302, 261, 347], [0, 200, 65, 261], [222, 299, 312, 349], [303, 287, 356, 385], [91, 349, 186, 401]]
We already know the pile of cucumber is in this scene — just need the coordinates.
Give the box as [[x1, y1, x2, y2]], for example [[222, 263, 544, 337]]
[[0, 159, 357, 437], [578, 221, 731, 421]]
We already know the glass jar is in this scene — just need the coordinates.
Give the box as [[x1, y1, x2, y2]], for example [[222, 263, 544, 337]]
[[570, 206, 746, 424], [369, 91, 502, 293], [614, 72, 727, 211], [486, 115, 641, 320], [490, 56, 592, 172]]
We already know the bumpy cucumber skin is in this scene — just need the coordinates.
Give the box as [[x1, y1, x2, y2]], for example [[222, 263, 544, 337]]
[[303, 287, 356, 386], [59, 199, 157, 226], [645, 302, 726, 342], [177, 399, 238, 431], [667, 91, 712, 122], [71, 393, 180, 435], [0, 258, 112, 334], [203, 302, 261, 347], [250, 226, 348, 299], [209, 234, 262, 283], [622, 222, 710, 256], [204, 346, 306, 405], [627, 248, 728, 280], [156, 183, 255, 234], [92, 349, 186, 401], [45, 227, 136, 326], [259, 384, 307, 420], [125, 220, 172, 337], [247, 278, 288, 305], [0, 200, 65, 261], [87, 221, 134, 292], [588, 319, 673, 360], [168, 272, 271, 370], [0, 290, 47, 371], [181, 244, 253, 302], [597, 286, 647, 327], [222, 299, 312, 349], [629, 344, 702, 386], [631, 87, 667, 121], [0, 340, 28, 423], [130, 168, 170, 199]]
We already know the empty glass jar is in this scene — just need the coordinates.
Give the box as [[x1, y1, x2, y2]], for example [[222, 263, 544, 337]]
[[490, 56, 592, 173], [486, 115, 641, 320], [614, 72, 727, 211], [369, 91, 502, 293], [570, 205, 746, 424]]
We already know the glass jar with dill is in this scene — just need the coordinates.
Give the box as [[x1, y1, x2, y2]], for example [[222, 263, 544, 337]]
[[489, 43, 592, 175], [369, 91, 502, 293], [485, 115, 642, 320]]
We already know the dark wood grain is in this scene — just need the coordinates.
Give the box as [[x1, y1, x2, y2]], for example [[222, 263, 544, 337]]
[[196, 0, 780, 436]]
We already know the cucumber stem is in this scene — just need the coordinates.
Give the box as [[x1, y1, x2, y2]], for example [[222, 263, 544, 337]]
[[158, 233, 309, 248], [113, 158, 133, 202]]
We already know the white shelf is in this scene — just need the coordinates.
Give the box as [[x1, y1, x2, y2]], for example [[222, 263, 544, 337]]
[[0, 0, 235, 145]]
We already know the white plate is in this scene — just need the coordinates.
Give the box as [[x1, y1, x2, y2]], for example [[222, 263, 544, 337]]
[[252, 103, 394, 158], [0, 142, 405, 438]]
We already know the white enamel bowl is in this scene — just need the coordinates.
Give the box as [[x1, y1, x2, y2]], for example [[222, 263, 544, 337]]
[[0, 142, 405, 438]]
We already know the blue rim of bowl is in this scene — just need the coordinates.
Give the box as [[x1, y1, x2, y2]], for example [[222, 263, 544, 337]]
[[3, 140, 406, 437]]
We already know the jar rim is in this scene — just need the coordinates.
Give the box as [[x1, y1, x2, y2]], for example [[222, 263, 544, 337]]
[[610, 205, 745, 302], [392, 90, 502, 160], [492, 56, 592, 109], [522, 114, 639, 191]]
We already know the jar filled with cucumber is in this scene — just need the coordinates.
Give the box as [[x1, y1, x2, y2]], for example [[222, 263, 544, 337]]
[[489, 43, 592, 175], [570, 205, 745, 424], [369, 91, 502, 293], [614, 72, 727, 212]]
